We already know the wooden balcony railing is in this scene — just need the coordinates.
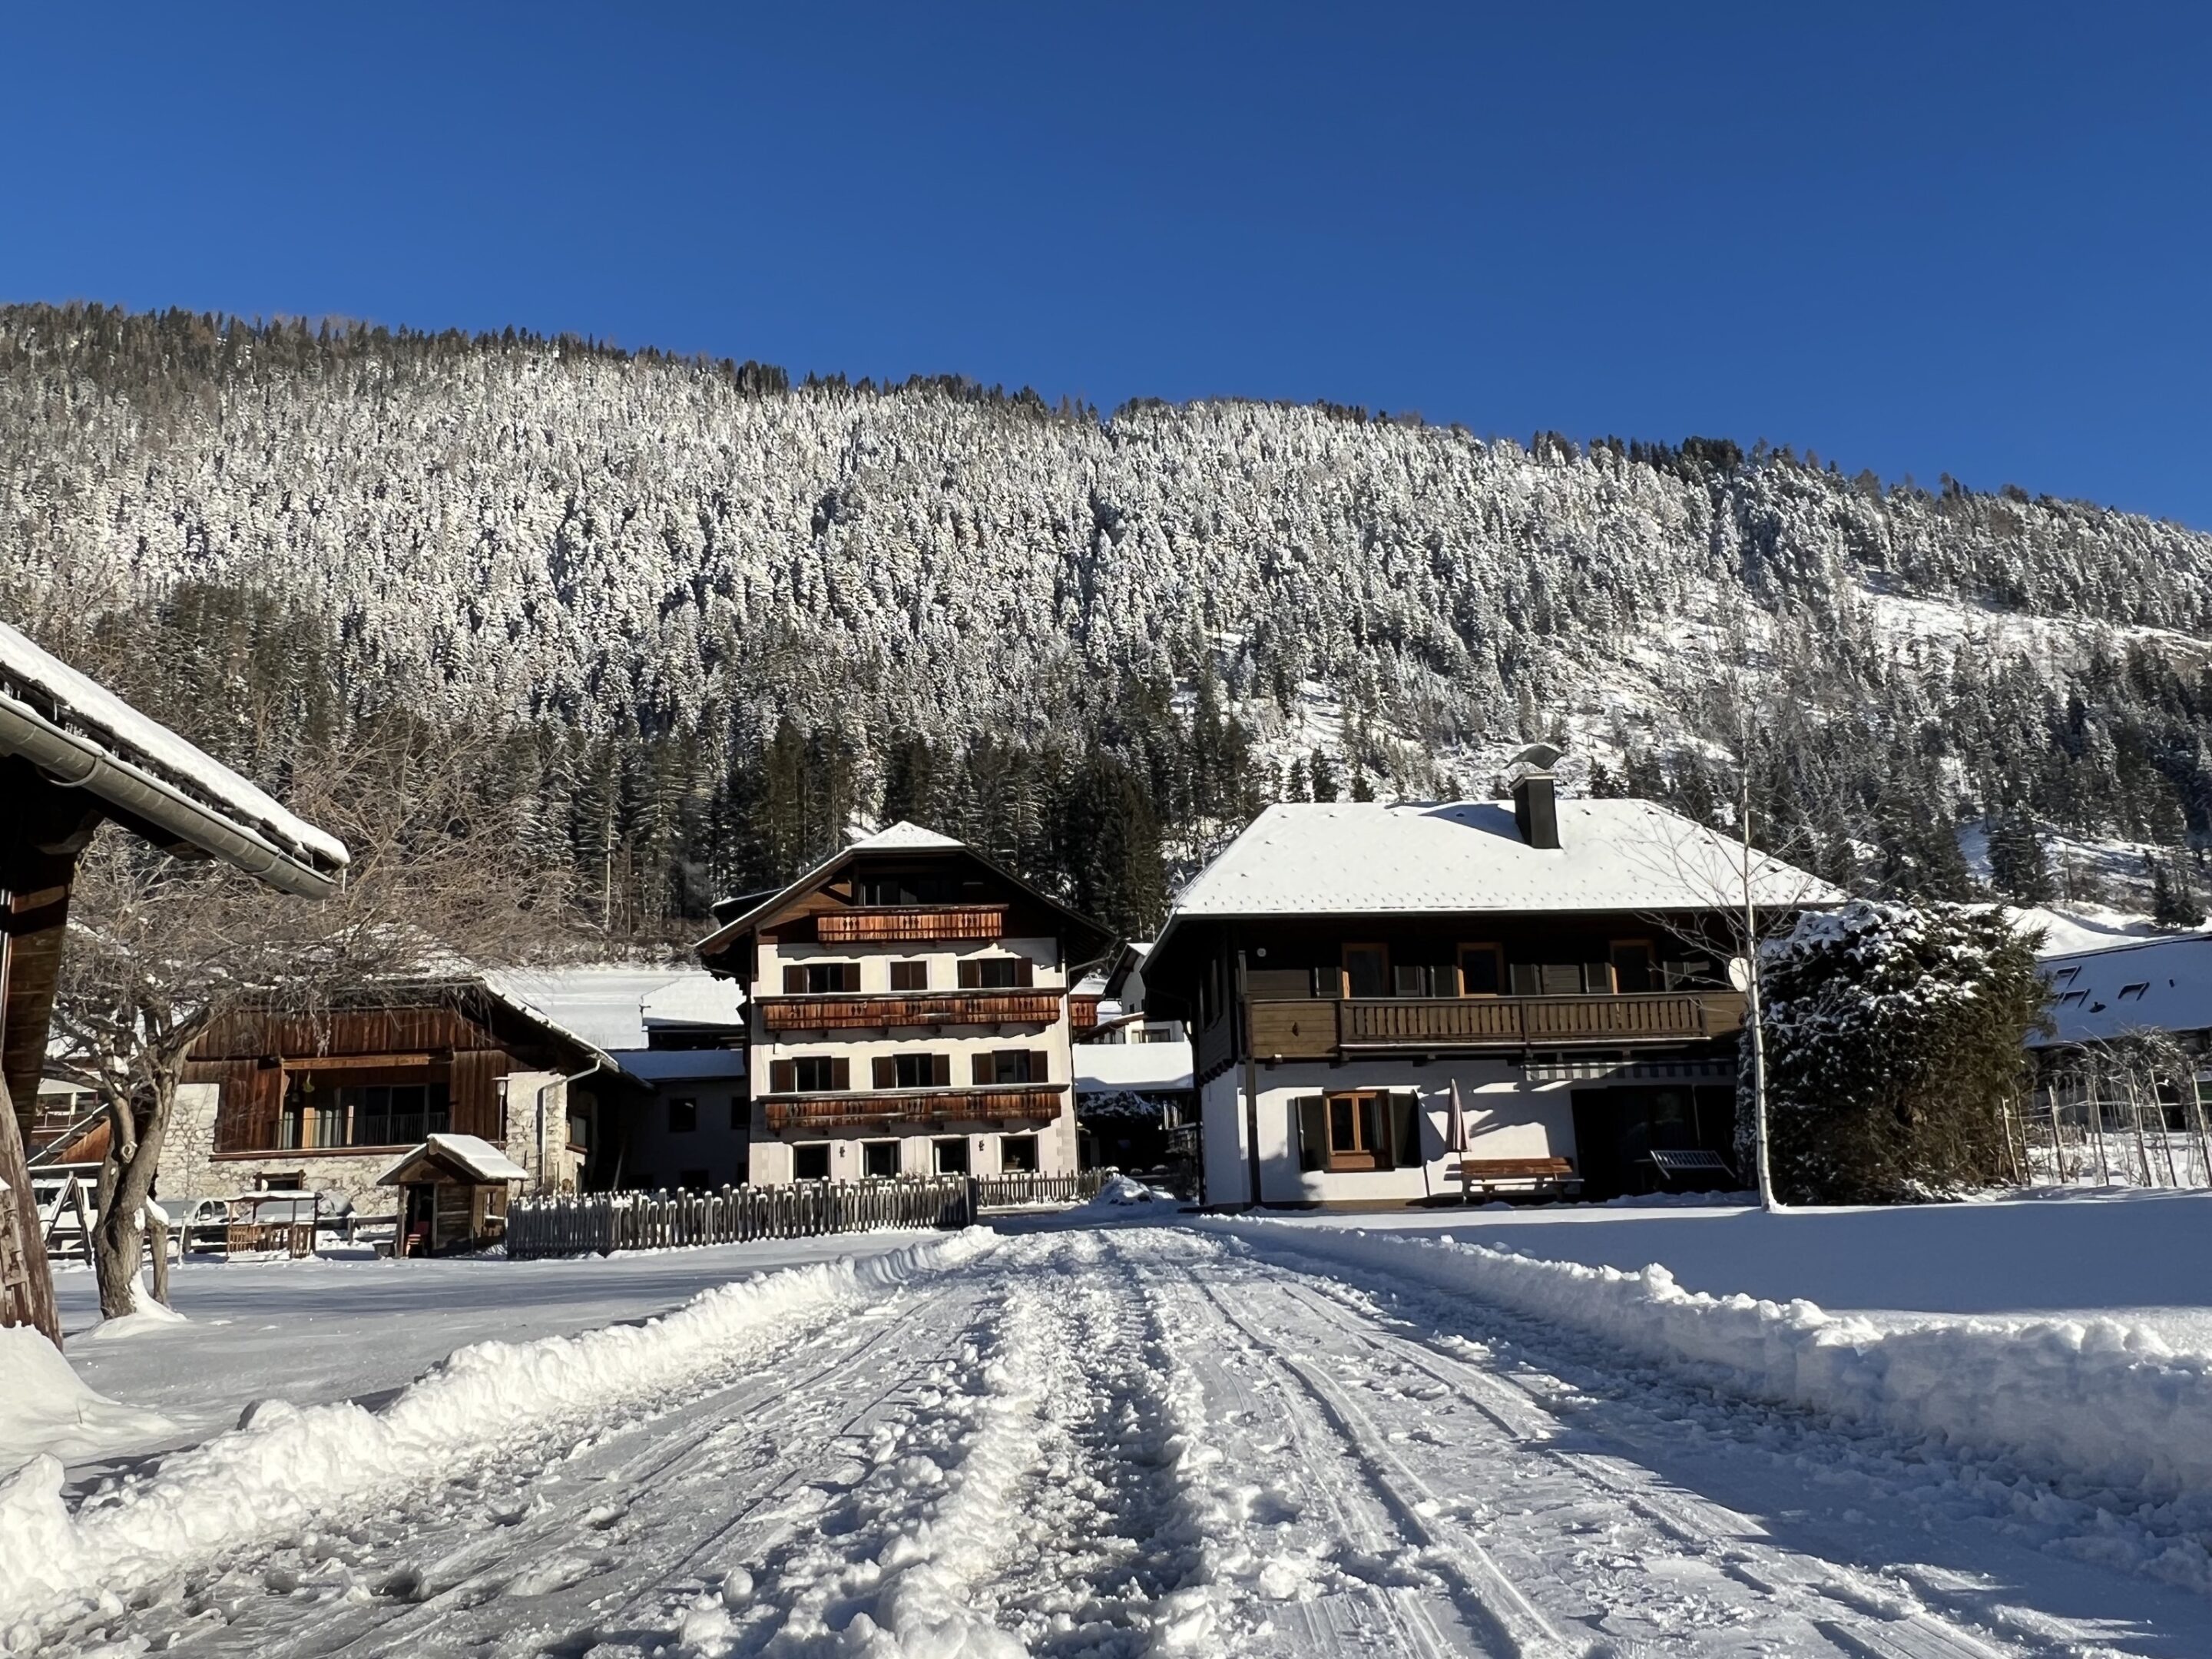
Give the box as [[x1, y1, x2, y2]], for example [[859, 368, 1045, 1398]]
[[1247, 992, 1745, 1059], [814, 906, 1007, 944], [758, 989, 1064, 1032], [760, 1084, 1068, 1131]]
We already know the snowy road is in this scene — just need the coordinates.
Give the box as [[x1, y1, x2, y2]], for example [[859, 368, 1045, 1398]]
[[26, 1224, 2212, 1657]]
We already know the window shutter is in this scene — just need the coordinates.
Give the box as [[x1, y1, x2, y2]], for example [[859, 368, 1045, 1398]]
[[1296, 1097, 1327, 1173], [770, 1058, 795, 1094], [1509, 962, 1541, 997], [959, 959, 980, 989], [932, 1053, 952, 1088], [873, 1055, 896, 1089], [972, 1052, 994, 1085], [1015, 956, 1035, 988], [783, 965, 805, 994], [838, 962, 859, 992], [1028, 1050, 1048, 1084], [831, 1057, 850, 1091], [1392, 1093, 1422, 1168]]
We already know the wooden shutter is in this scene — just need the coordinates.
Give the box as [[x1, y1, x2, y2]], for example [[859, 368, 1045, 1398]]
[[831, 1057, 850, 1090], [958, 959, 980, 989], [1015, 956, 1034, 988], [1392, 1093, 1422, 1169], [770, 1058, 796, 1094], [873, 1055, 896, 1089], [837, 962, 859, 992], [1028, 1050, 1048, 1084], [972, 1052, 994, 1085], [932, 1053, 952, 1087], [783, 965, 806, 994], [1295, 1097, 1327, 1173]]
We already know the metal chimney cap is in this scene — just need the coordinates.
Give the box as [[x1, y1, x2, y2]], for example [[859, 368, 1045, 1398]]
[[1507, 741, 1563, 773]]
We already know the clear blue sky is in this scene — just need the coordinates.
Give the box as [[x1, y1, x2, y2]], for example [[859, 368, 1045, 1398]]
[[8, 3, 2208, 525]]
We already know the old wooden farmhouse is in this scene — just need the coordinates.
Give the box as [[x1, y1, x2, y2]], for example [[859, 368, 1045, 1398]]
[[695, 822, 1114, 1184], [1139, 749, 1836, 1205]]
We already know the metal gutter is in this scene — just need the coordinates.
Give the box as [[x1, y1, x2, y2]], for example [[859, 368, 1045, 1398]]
[[0, 690, 339, 899]]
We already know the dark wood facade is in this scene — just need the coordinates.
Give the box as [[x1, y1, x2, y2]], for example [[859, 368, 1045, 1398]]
[[186, 987, 617, 1160]]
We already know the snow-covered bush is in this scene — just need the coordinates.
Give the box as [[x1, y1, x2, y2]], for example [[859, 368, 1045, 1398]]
[[1757, 900, 2049, 1202]]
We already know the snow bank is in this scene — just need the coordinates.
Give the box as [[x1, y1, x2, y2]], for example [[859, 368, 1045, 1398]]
[[1222, 1220, 2212, 1506], [0, 1330, 177, 1474], [1088, 1173, 1169, 1207], [0, 1230, 998, 1640]]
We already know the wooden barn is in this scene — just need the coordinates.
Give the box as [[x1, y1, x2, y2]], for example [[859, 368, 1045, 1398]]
[[169, 979, 640, 1217], [0, 621, 346, 1343]]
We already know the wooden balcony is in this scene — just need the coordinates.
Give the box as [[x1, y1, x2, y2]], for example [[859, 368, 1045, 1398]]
[[1248, 992, 1745, 1059], [761, 1084, 1067, 1131], [814, 905, 1006, 944], [758, 989, 1064, 1032]]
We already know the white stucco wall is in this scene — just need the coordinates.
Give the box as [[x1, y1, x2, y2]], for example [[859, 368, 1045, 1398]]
[[1197, 1058, 1581, 1207]]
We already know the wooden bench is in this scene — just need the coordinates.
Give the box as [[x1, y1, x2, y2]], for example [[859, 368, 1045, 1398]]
[[1459, 1157, 1581, 1199]]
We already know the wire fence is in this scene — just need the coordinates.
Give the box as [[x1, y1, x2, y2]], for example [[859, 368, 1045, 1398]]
[[505, 1167, 1112, 1260]]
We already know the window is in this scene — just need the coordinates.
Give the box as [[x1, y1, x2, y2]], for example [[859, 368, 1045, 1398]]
[[568, 1111, 590, 1149], [1343, 944, 1389, 998], [2058, 989, 2089, 1008], [785, 962, 859, 994], [1458, 945, 1503, 996], [280, 1076, 451, 1150], [667, 1097, 698, 1134], [792, 1142, 831, 1181], [859, 875, 961, 906], [1660, 958, 1718, 991], [678, 1168, 711, 1192], [890, 960, 929, 992], [1393, 962, 1449, 997], [873, 1052, 952, 1088], [974, 1050, 1048, 1084], [863, 1139, 901, 1177], [959, 956, 1033, 989], [2119, 982, 2150, 1002], [770, 1055, 849, 1093], [932, 1136, 970, 1174], [1000, 1134, 1040, 1172], [1296, 1091, 1419, 1173], [730, 1097, 749, 1131], [1608, 941, 1654, 994]]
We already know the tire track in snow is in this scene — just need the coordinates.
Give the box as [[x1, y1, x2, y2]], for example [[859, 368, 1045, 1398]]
[[1262, 1275, 2015, 1659]]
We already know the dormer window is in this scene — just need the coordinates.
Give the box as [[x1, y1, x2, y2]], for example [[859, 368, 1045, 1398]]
[[2118, 982, 2150, 1002]]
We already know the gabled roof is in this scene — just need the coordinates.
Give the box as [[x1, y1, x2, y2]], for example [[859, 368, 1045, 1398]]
[[2035, 933, 2212, 1047], [1167, 800, 1836, 921], [0, 620, 347, 896], [850, 820, 964, 850], [378, 1132, 528, 1186], [694, 824, 1115, 966]]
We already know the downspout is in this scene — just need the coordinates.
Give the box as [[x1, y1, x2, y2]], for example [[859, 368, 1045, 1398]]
[[1237, 945, 1263, 1208], [538, 1058, 603, 1194]]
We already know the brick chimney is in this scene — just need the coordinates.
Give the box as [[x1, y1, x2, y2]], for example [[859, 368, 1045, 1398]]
[[1505, 743, 1562, 849]]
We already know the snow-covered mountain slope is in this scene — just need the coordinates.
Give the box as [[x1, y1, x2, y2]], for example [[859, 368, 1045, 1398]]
[[4, 303, 2208, 922]]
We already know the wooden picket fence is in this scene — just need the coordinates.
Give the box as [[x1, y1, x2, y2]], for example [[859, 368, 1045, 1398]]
[[505, 1167, 1111, 1260]]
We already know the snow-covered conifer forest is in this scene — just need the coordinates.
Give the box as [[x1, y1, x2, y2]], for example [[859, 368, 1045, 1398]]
[[5, 301, 2210, 939]]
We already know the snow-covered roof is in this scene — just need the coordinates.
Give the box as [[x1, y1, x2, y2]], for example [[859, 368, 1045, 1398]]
[[379, 1133, 527, 1185], [610, 1048, 747, 1083], [850, 820, 963, 851], [2035, 935, 2212, 1047], [485, 966, 737, 1054], [1164, 800, 1836, 922], [2007, 905, 2203, 959], [1075, 1040, 1194, 1093], [0, 619, 349, 874]]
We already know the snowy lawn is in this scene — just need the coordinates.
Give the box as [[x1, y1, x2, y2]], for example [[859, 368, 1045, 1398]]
[[1260, 1188, 2212, 1339], [45, 1232, 929, 1462]]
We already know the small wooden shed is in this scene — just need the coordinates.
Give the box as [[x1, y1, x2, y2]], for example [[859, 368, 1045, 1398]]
[[379, 1133, 526, 1257]]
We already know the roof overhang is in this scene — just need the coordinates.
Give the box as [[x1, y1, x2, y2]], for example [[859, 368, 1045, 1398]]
[[0, 687, 341, 899]]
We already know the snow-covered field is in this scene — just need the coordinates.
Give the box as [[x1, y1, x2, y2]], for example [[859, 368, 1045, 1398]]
[[11, 1206, 2212, 1654]]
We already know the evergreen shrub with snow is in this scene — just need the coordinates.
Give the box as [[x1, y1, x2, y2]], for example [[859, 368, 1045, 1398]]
[[1755, 900, 2049, 1203]]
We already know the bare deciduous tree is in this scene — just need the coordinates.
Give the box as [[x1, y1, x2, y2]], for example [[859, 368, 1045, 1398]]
[[46, 725, 572, 1319]]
